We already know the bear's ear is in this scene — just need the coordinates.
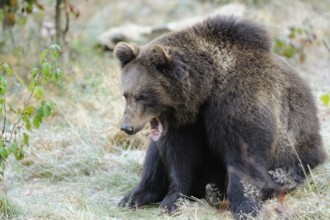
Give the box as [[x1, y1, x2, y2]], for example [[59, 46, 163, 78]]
[[149, 45, 172, 68], [114, 42, 139, 67], [149, 45, 188, 79]]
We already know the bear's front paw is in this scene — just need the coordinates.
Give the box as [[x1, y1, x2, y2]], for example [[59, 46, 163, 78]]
[[118, 191, 145, 208], [159, 191, 180, 215], [205, 183, 223, 207], [159, 203, 178, 215]]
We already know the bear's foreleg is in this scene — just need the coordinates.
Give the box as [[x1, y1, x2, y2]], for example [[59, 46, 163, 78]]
[[118, 141, 168, 208], [224, 120, 276, 219], [205, 101, 277, 219], [158, 125, 205, 214]]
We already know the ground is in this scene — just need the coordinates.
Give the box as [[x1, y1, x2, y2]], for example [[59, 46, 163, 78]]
[[0, 0, 329, 219]]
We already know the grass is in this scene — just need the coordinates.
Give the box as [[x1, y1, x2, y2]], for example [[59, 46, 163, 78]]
[[0, 0, 329, 219], [0, 195, 20, 219]]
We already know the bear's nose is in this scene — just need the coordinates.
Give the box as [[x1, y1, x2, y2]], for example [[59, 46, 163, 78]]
[[121, 125, 134, 135]]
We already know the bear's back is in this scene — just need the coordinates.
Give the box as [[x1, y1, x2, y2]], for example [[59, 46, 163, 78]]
[[150, 16, 271, 54], [194, 16, 271, 52]]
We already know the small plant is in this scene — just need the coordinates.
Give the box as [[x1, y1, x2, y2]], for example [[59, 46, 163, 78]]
[[320, 94, 330, 107], [268, 168, 297, 190], [0, 44, 63, 175], [273, 24, 317, 63], [0, 0, 44, 28], [241, 179, 261, 204]]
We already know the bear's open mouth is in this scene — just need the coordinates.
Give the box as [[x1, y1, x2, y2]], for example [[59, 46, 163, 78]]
[[150, 117, 163, 141]]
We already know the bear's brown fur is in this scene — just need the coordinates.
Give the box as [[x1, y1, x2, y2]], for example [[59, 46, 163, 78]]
[[114, 16, 326, 218]]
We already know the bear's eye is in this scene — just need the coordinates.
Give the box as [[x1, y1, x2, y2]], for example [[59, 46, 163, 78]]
[[137, 94, 149, 102]]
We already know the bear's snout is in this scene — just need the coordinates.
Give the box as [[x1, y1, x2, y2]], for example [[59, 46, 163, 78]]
[[121, 124, 134, 135]]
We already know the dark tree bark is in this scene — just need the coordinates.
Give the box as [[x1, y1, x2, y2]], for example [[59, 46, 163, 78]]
[[55, 0, 63, 45]]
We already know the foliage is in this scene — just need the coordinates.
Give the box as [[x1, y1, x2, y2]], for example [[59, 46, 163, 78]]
[[0, 0, 44, 27], [0, 0, 79, 47], [273, 24, 317, 63], [320, 94, 330, 107], [0, 44, 62, 175]]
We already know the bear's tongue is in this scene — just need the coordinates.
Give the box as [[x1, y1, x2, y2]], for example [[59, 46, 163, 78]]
[[150, 117, 163, 141]]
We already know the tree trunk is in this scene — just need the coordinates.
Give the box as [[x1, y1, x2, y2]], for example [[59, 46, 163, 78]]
[[55, 0, 63, 45]]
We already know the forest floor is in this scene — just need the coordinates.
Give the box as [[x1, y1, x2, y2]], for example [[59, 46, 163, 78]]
[[0, 0, 329, 219]]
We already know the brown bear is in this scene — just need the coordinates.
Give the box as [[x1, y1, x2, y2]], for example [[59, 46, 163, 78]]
[[114, 16, 326, 218]]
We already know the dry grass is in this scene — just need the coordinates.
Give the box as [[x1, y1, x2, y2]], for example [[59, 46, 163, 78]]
[[0, 0, 329, 219]]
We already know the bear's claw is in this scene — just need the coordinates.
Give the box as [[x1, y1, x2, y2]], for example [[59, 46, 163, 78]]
[[205, 183, 222, 207]]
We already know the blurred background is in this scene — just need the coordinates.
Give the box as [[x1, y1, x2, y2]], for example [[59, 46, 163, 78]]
[[0, 0, 329, 219]]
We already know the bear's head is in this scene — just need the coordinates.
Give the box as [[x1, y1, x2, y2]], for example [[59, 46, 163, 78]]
[[114, 42, 189, 141]]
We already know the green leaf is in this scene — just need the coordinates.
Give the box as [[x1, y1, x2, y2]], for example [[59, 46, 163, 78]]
[[33, 108, 43, 129], [275, 39, 285, 49], [7, 141, 17, 155], [43, 104, 52, 117], [17, 17, 27, 26], [42, 62, 52, 80], [283, 46, 296, 58], [0, 145, 8, 159], [40, 49, 48, 62], [42, 100, 56, 118], [36, 105, 44, 115], [320, 94, 330, 107], [2, 63, 12, 75], [55, 68, 63, 80], [0, 76, 7, 94], [14, 147, 24, 160], [29, 81, 35, 91], [23, 133, 29, 146], [49, 44, 61, 61], [23, 105, 35, 115], [25, 122, 32, 131], [30, 80, 41, 92], [34, 86, 44, 100], [35, 2, 45, 10], [22, 114, 29, 122], [31, 68, 39, 79], [46, 100, 56, 110], [0, 9, 4, 21], [50, 49, 59, 61], [22, 114, 31, 130], [26, 3, 33, 13], [50, 44, 61, 52], [33, 115, 42, 129], [288, 30, 295, 39]]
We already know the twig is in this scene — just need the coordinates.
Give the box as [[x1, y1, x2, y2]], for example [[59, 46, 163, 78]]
[[8, 69, 43, 143], [8, 49, 50, 143], [63, 0, 70, 44], [8, 86, 36, 143], [291, 144, 312, 191], [307, 165, 320, 195]]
